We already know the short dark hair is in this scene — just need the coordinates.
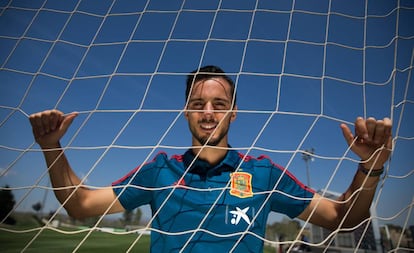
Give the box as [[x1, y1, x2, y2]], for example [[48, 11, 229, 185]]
[[185, 65, 236, 106]]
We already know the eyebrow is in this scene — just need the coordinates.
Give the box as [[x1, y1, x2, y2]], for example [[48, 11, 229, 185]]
[[188, 97, 231, 103]]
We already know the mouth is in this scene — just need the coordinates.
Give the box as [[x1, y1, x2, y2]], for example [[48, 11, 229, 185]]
[[199, 122, 217, 132]]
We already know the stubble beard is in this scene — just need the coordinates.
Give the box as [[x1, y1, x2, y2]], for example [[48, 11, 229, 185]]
[[191, 119, 230, 147]]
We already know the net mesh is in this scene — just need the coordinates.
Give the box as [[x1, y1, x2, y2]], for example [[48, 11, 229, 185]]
[[0, 0, 413, 252]]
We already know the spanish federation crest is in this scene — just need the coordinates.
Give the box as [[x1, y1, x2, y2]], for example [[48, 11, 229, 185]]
[[230, 172, 253, 198]]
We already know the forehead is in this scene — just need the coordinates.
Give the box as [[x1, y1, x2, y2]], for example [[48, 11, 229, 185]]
[[189, 78, 233, 99]]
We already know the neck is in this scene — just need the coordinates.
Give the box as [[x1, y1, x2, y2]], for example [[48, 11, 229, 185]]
[[191, 145, 228, 166]]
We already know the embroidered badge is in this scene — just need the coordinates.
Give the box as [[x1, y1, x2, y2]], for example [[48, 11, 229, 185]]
[[230, 172, 253, 198]]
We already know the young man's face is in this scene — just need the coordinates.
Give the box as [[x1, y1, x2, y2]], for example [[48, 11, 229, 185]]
[[185, 78, 237, 147]]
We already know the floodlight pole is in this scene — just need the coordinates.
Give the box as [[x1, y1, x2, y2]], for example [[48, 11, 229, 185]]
[[302, 148, 315, 245], [302, 148, 315, 188]]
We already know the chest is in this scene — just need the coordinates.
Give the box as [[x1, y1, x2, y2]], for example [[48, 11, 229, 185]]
[[150, 170, 271, 233]]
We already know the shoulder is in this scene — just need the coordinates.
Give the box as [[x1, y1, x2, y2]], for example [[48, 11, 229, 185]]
[[138, 152, 187, 172], [152, 152, 169, 164], [139, 152, 187, 174], [144, 152, 183, 165], [240, 154, 304, 184], [112, 152, 180, 186], [136, 152, 170, 170], [238, 154, 288, 180], [240, 153, 284, 171], [115, 152, 170, 180]]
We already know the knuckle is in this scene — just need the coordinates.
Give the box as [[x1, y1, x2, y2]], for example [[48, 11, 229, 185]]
[[367, 118, 376, 125], [30, 112, 40, 119]]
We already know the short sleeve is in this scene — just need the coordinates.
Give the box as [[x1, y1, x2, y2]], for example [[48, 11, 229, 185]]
[[112, 161, 157, 210], [269, 163, 315, 218]]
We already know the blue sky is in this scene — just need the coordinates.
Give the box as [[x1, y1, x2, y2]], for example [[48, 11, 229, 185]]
[[0, 0, 413, 228]]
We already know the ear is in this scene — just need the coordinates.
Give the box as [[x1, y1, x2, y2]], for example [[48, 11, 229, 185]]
[[184, 106, 189, 120], [230, 105, 237, 122]]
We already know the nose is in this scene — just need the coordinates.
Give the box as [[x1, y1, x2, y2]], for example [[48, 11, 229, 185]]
[[203, 102, 214, 117]]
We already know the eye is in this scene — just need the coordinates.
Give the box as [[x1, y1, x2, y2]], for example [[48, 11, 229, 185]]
[[213, 100, 230, 110], [189, 101, 204, 110], [214, 102, 226, 109]]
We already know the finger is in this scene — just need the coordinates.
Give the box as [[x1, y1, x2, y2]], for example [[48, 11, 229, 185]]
[[41, 111, 52, 134], [372, 120, 385, 145], [49, 110, 64, 132], [383, 117, 393, 149], [370, 117, 392, 146], [29, 110, 65, 137], [354, 117, 368, 142], [29, 112, 45, 136], [383, 117, 392, 135], [340, 123, 354, 146], [365, 117, 377, 142]]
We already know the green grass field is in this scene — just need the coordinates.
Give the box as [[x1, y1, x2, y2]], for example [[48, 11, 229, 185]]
[[0, 214, 276, 253], [0, 227, 279, 252], [0, 228, 151, 253]]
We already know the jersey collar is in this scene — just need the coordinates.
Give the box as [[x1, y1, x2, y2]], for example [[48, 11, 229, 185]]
[[183, 146, 241, 180]]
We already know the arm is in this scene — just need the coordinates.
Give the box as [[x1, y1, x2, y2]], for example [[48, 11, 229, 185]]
[[298, 117, 392, 230], [29, 110, 124, 219]]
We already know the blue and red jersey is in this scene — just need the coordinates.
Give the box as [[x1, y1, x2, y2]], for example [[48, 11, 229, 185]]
[[112, 148, 314, 252]]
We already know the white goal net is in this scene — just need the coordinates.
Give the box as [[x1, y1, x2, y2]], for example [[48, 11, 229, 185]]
[[0, 0, 413, 252]]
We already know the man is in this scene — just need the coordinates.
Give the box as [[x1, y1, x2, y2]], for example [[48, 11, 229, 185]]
[[29, 65, 392, 252]]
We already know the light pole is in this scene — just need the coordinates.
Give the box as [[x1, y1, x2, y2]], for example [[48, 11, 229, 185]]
[[301, 148, 314, 188], [301, 148, 315, 245]]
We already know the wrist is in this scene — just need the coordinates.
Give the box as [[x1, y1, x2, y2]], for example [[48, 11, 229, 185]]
[[40, 142, 62, 150], [360, 157, 385, 171], [358, 163, 384, 177]]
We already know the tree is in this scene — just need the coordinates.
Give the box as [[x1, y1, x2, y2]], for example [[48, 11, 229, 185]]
[[84, 215, 101, 227], [123, 209, 133, 226], [32, 201, 42, 218], [123, 208, 142, 226], [133, 208, 142, 225], [32, 202, 42, 212], [0, 185, 16, 225], [266, 218, 302, 241]]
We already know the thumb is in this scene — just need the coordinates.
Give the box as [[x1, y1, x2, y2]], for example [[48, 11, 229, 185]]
[[340, 123, 355, 146], [59, 112, 78, 133]]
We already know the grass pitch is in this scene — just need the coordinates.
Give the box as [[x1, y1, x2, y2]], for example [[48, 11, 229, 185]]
[[0, 227, 279, 252], [0, 228, 150, 253]]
